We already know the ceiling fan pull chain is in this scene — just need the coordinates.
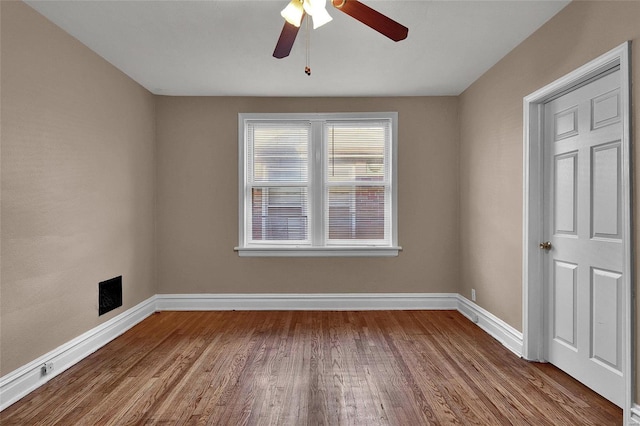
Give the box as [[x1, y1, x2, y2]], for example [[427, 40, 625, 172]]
[[305, 15, 311, 76]]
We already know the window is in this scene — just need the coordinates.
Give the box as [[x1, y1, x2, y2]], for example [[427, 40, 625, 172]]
[[236, 113, 400, 257]]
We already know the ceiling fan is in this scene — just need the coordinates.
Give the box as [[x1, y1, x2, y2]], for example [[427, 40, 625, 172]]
[[273, 0, 409, 60]]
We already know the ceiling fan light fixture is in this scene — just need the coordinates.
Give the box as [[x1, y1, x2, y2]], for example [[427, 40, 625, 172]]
[[274, 0, 408, 62], [303, 0, 333, 29], [281, 0, 304, 27], [311, 7, 333, 28]]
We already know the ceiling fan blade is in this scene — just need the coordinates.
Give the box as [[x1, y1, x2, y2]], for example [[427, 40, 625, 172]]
[[332, 0, 408, 42], [273, 16, 305, 59]]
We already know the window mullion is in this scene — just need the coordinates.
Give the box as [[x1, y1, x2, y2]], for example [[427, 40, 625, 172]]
[[310, 121, 324, 246]]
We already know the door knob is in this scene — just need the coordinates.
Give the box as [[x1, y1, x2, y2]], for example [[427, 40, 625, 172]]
[[539, 241, 552, 250]]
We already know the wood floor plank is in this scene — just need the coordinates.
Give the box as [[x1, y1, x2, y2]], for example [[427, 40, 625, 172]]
[[0, 310, 622, 425]]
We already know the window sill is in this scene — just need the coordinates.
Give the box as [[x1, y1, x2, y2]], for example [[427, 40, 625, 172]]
[[234, 246, 402, 257]]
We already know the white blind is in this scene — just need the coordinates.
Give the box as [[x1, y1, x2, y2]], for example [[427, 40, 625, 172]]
[[324, 120, 391, 245], [246, 122, 310, 243]]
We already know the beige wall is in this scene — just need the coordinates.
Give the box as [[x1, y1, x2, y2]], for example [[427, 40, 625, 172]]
[[156, 97, 460, 295], [459, 1, 640, 403], [459, 1, 640, 336], [1, 1, 156, 375], [3, 0, 639, 406]]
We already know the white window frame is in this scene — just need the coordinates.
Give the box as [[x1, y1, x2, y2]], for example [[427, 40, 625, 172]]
[[236, 112, 401, 257]]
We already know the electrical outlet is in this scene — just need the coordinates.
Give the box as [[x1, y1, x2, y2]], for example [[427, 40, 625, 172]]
[[471, 289, 476, 302], [41, 362, 54, 376]]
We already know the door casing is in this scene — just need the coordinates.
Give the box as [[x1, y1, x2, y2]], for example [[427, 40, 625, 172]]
[[523, 41, 633, 417]]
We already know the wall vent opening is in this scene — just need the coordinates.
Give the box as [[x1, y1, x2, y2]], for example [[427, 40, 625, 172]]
[[99, 276, 122, 316]]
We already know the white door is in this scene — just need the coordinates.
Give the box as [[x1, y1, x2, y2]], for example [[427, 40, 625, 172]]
[[543, 69, 624, 406]]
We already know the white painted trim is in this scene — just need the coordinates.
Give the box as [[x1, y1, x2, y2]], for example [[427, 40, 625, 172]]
[[0, 292, 532, 413], [630, 404, 640, 424], [522, 97, 546, 362], [619, 41, 635, 425], [156, 294, 524, 358], [235, 246, 402, 257], [0, 296, 157, 411], [155, 293, 459, 311], [457, 295, 524, 357], [522, 41, 633, 417], [237, 112, 400, 256]]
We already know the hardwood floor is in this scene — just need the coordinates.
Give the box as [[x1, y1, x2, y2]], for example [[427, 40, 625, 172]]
[[1, 310, 622, 425]]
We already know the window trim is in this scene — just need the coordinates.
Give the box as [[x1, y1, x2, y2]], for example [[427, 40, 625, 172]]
[[235, 112, 401, 257]]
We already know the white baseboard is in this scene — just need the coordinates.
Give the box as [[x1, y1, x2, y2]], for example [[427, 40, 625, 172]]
[[155, 293, 459, 311], [630, 404, 640, 424], [456, 295, 524, 357], [0, 296, 157, 411], [156, 294, 524, 358], [1, 292, 524, 412]]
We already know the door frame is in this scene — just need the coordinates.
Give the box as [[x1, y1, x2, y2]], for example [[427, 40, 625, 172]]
[[523, 41, 633, 415]]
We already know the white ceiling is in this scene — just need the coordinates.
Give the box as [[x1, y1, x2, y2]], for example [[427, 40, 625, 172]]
[[24, 0, 570, 97]]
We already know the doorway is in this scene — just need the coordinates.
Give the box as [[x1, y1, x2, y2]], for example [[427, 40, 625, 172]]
[[523, 42, 632, 414]]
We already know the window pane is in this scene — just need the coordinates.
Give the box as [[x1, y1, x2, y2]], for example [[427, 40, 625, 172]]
[[252, 187, 308, 241], [250, 124, 309, 183], [326, 123, 387, 182], [327, 186, 386, 241]]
